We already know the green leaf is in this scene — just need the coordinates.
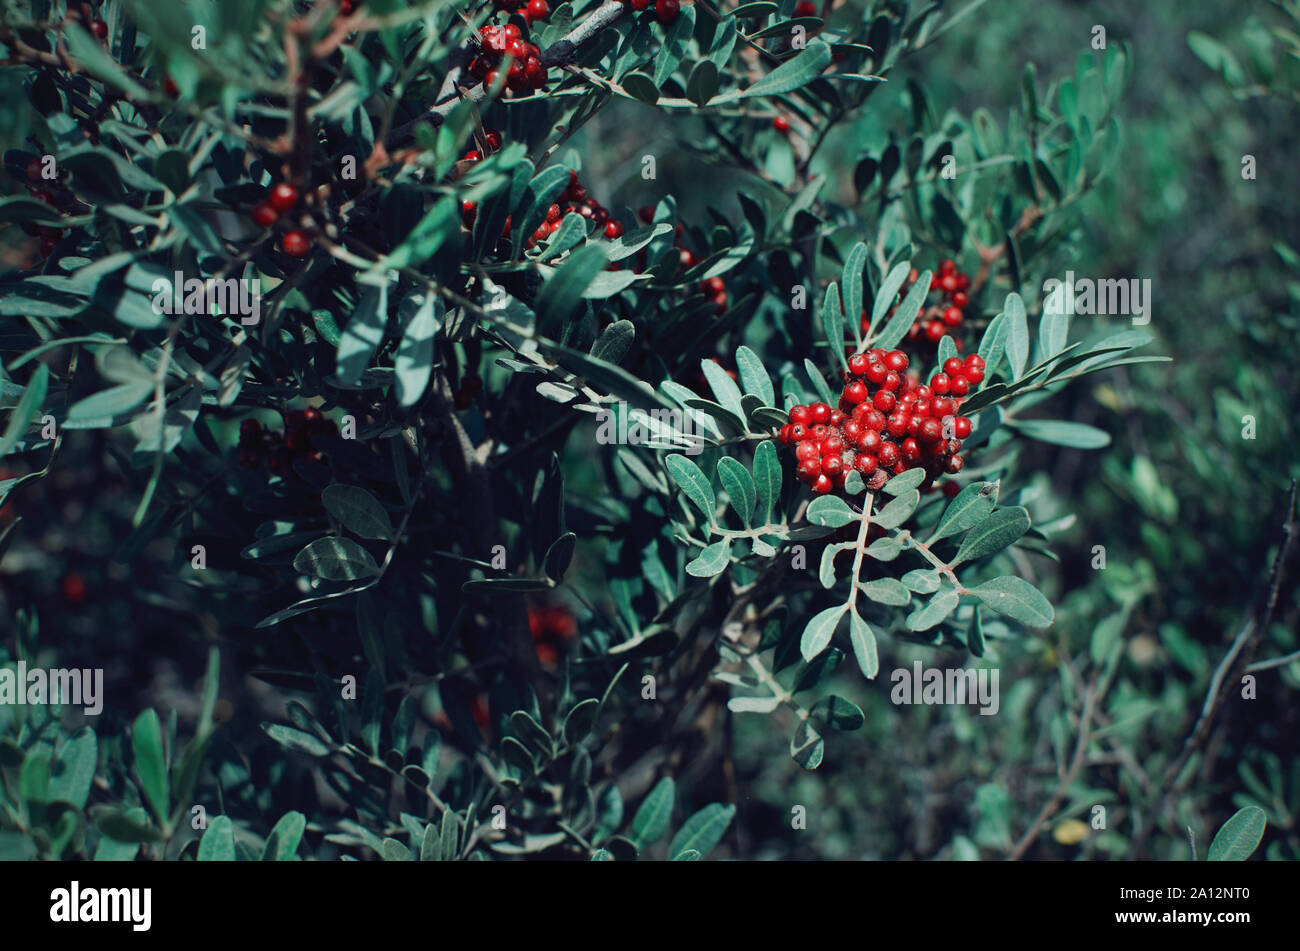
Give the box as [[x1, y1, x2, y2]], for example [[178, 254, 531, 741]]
[[686, 539, 732, 577], [815, 695, 866, 730], [752, 440, 781, 526], [132, 710, 168, 825], [977, 312, 1008, 378], [591, 319, 635, 364], [654, 4, 697, 86], [420, 823, 441, 861], [801, 604, 847, 660], [874, 490, 919, 529], [563, 698, 600, 745], [967, 605, 986, 657], [622, 72, 660, 104], [383, 838, 415, 861], [1207, 806, 1267, 861], [735, 346, 775, 406], [883, 467, 926, 495], [665, 454, 715, 524], [510, 711, 553, 759], [543, 532, 577, 582], [791, 720, 824, 770], [952, 507, 1030, 565], [336, 283, 388, 386], [701, 358, 745, 421], [262, 811, 306, 861], [742, 41, 833, 98], [858, 578, 911, 606], [535, 243, 609, 323], [870, 261, 911, 338], [930, 481, 999, 542], [803, 357, 835, 405], [1009, 419, 1111, 449], [394, 292, 442, 406], [822, 283, 846, 370], [906, 586, 960, 631], [517, 165, 574, 251], [1005, 293, 1029, 380], [49, 727, 97, 809], [64, 382, 153, 428], [969, 576, 1054, 628], [807, 495, 856, 527], [874, 269, 933, 350], [717, 457, 756, 526], [292, 537, 380, 581], [629, 777, 675, 849], [322, 485, 394, 541], [262, 723, 332, 757], [848, 609, 879, 678], [198, 816, 235, 861], [902, 569, 941, 594], [668, 803, 735, 860], [686, 59, 720, 106], [0, 365, 49, 458], [841, 243, 868, 342], [500, 736, 534, 772]]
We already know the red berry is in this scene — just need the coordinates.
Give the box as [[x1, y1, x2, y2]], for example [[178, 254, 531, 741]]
[[809, 402, 831, 424], [656, 0, 680, 23], [841, 419, 863, 441], [925, 320, 946, 342], [930, 373, 950, 395], [526, 0, 549, 21], [865, 361, 888, 385], [773, 115, 791, 133], [956, 273, 971, 291], [812, 473, 833, 494], [857, 430, 882, 454], [250, 203, 278, 228], [932, 397, 955, 418], [939, 259, 956, 277], [953, 417, 972, 438], [918, 418, 943, 443], [795, 440, 819, 461], [940, 273, 959, 294], [878, 441, 900, 467], [90, 18, 107, 39], [946, 455, 964, 474], [797, 458, 820, 482], [943, 357, 964, 376], [281, 230, 311, 258], [821, 455, 844, 478], [901, 438, 921, 463], [883, 350, 908, 372], [61, 572, 88, 604], [843, 380, 868, 405], [795, 1, 817, 15], [883, 371, 902, 392], [873, 390, 896, 413], [789, 424, 808, 441], [269, 183, 298, 212], [632, 0, 650, 9], [949, 374, 970, 396], [965, 353, 985, 370], [854, 454, 878, 475], [952, 291, 969, 308], [942, 305, 963, 326], [847, 353, 870, 377], [779, 424, 793, 444], [604, 220, 625, 239], [965, 364, 985, 384], [789, 405, 811, 426]]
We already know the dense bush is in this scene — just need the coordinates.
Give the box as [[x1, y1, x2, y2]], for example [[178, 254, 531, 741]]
[[0, 0, 1295, 862]]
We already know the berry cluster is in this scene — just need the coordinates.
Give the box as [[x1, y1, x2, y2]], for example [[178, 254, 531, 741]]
[[494, 0, 550, 21], [238, 410, 337, 474], [777, 349, 986, 495], [527, 603, 577, 668], [635, 207, 730, 313], [463, 153, 627, 249], [630, 0, 680, 24], [249, 183, 313, 258], [880, 258, 973, 345], [470, 22, 548, 95]]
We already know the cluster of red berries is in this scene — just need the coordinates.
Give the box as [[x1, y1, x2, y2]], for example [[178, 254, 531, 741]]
[[462, 151, 627, 248], [889, 258, 973, 345], [794, 1, 818, 15], [777, 349, 987, 495], [527, 603, 577, 668], [493, 0, 550, 21], [630, 0, 680, 24], [635, 207, 729, 313], [238, 410, 337, 474], [470, 22, 548, 95], [249, 183, 312, 258]]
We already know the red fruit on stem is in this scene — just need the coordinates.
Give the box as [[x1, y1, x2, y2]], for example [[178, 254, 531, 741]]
[[772, 115, 791, 133], [281, 230, 311, 258], [269, 183, 298, 212], [656, 0, 680, 24], [250, 203, 278, 228]]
